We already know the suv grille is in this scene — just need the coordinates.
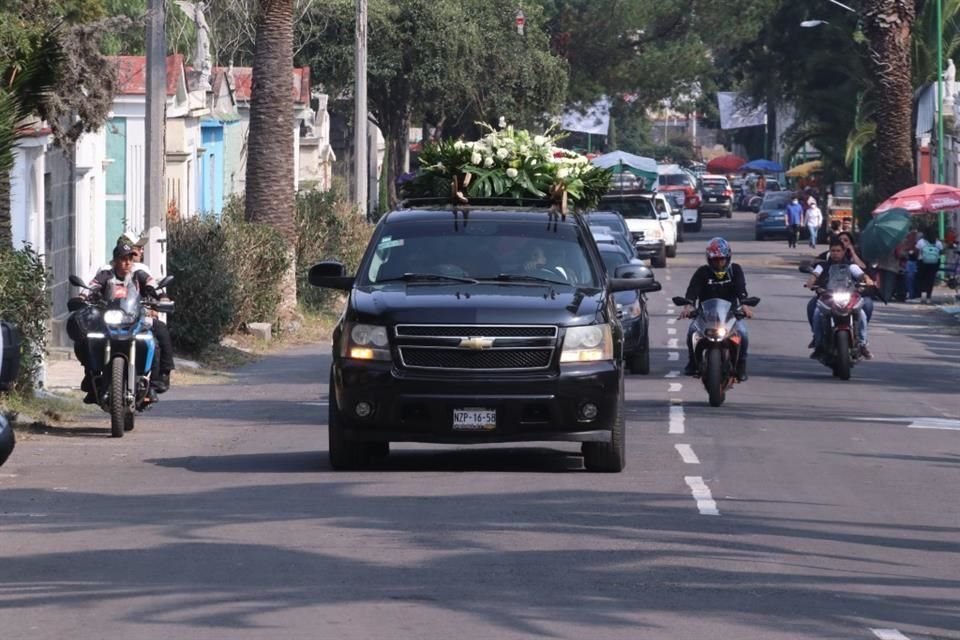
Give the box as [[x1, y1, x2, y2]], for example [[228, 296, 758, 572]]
[[395, 324, 558, 371]]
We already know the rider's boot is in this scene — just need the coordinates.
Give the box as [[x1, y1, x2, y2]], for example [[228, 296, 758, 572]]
[[736, 358, 748, 382]]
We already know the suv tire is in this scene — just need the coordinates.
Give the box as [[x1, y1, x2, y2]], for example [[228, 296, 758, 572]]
[[582, 378, 625, 472], [328, 370, 374, 470], [653, 247, 667, 268]]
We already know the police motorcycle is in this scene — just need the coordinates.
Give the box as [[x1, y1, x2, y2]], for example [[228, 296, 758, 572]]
[[672, 295, 760, 407], [67, 274, 174, 437], [800, 263, 867, 381]]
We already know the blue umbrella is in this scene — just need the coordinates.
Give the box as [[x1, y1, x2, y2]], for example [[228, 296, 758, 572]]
[[739, 159, 784, 173]]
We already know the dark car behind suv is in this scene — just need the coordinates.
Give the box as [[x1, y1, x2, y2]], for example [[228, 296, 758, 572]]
[[310, 202, 661, 472], [698, 175, 733, 218]]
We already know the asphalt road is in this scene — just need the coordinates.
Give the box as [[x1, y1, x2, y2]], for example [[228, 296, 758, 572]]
[[2, 211, 959, 639]]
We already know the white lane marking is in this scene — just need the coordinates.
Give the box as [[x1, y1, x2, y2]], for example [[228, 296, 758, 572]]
[[684, 476, 719, 516], [675, 444, 700, 464], [667, 328, 677, 335], [665, 370, 680, 378], [667, 338, 679, 348], [667, 317, 677, 325], [668, 352, 679, 361], [851, 417, 960, 431], [871, 630, 912, 640], [668, 382, 683, 392], [669, 404, 685, 434], [302, 402, 329, 407]]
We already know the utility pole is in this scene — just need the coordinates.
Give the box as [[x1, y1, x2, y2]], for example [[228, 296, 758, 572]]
[[354, 0, 368, 218], [145, 0, 167, 275]]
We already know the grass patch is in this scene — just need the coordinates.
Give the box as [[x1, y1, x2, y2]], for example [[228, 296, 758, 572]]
[[1, 390, 97, 430]]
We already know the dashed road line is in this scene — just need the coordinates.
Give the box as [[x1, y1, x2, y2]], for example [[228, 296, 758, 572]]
[[667, 328, 677, 335], [666, 317, 677, 325], [667, 338, 679, 348], [871, 630, 912, 640], [669, 403, 685, 434], [668, 352, 679, 361], [674, 444, 700, 464], [668, 382, 682, 392], [684, 476, 719, 516]]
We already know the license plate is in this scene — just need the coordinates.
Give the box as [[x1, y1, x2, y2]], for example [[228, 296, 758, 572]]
[[708, 197, 717, 202], [453, 408, 497, 431]]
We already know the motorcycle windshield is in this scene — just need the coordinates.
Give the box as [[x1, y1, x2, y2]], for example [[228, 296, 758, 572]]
[[697, 298, 733, 327], [104, 278, 142, 320], [825, 264, 855, 291]]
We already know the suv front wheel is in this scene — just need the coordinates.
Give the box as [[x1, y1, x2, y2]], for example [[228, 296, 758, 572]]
[[582, 378, 626, 472], [327, 370, 388, 470]]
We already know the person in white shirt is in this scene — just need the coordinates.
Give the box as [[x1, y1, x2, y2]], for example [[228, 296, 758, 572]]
[[804, 201, 823, 249]]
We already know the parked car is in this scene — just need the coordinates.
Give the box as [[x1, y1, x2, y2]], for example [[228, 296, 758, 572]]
[[697, 174, 734, 218], [308, 199, 661, 472], [657, 166, 701, 231], [596, 243, 653, 375], [590, 226, 639, 261], [600, 193, 676, 267], [754, 191, 797, 240]]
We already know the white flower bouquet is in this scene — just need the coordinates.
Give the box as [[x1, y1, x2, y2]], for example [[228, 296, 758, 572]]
[[402, 124, 612, 212]]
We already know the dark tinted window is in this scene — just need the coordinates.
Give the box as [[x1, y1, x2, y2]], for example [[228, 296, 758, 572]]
[[701, 180, 727, 189], [602, 198, 657, 220], [585, 212, 629, 235], [759, 193, 793, 210], [658, 173, 692, 187], [364, 218, 599, 286], [599, 247, 631, 274]]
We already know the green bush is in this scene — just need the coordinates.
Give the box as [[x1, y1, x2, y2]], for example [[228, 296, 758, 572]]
[[296, 186, 372, 311], [224, 216, 289, 332], [167, 217, 235, 353], [0, 245, 50, 392]]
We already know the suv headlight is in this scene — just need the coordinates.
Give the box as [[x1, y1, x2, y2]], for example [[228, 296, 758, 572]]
[[343, 323, 390, 361], [561, 324, 613, 363], [621, 300, 642, 319], [650, 228, 664, 240]]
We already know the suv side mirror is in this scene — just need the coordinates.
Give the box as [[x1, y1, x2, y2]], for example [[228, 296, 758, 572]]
[[309, 261, 355, 291], [610, 264, 661, 293]]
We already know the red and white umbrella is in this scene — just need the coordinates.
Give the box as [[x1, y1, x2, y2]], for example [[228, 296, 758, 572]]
[[872, 182, 960, 215]]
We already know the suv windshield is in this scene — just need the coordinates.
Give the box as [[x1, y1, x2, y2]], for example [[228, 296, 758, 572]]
[[602, 198, 658, 220], [363, 217, 599, 287], [701, 180, 727, 190]]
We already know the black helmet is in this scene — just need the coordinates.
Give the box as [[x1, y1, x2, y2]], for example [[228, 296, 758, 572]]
[[0, 414, 15, 467]]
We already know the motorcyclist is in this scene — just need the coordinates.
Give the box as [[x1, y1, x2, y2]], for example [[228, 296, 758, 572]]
[[680, 237, 753, 381], [804, 237, 876, 360], [71, 241, 161, 404]]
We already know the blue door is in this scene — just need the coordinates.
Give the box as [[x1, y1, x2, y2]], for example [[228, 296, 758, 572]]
[[199, 121, 225, 217]]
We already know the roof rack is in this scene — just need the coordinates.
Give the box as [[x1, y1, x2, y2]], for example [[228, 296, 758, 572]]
[[399, 196, 563, 209]]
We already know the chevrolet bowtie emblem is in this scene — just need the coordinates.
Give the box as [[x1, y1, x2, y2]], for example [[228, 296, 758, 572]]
[[459, 336, 495, 350]]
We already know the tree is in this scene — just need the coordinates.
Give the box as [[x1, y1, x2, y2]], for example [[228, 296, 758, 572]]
[[863, 0, 918, 200], [244, 0, 297, 318]]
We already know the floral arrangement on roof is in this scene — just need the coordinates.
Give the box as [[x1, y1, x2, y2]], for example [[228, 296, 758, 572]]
[[402, 123, 612, 212]]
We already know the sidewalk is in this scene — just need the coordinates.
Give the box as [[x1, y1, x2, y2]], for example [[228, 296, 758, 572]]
[[42, 348, 80, 392]]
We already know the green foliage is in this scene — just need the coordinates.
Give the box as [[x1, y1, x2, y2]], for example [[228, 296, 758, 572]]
[[295, 188, 372, 312], [167, 217, 236, 353], [0, 245, 50, 392]]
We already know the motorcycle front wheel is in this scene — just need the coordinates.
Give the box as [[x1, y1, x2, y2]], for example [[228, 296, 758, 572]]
[[833, 331, 852, 381], [705, 348, 725, 407], [110, 357, 128, 438]]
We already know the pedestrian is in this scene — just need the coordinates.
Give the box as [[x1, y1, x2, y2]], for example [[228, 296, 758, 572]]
[[804, 199, 823, 248], [876, 249, 901, 303], [915, 227, 944, 304], [756, 173, 767, 195], [785, 194, 803, 248]]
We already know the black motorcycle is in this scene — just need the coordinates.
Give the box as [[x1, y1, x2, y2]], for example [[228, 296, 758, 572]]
[[673, 295, 760, 407], [68, 274, 174, 437]]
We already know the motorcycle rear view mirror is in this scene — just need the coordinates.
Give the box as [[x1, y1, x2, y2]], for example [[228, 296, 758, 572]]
[[156, 275, 174, 289], [154, 300, 175, 314], [798, 261, 813, 274], [69, 274, 90, 289], [741, 296, 761, 307], [672, 296, 693, 307]]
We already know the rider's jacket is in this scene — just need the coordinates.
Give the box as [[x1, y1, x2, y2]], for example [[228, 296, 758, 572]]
[[86, 268, 157, 300], [685, 263, 749, 305], [811, 259, 865, 289]]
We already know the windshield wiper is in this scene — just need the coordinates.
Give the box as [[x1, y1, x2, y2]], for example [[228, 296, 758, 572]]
[[377, 272, 478, 284], [479, 273, 569, 286]]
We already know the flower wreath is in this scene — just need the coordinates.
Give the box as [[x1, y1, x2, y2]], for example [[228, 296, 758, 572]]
[[401, 124, 612, 212]]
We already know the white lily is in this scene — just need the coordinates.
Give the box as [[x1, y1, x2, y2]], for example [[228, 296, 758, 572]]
[[506, 168, 519, 178]]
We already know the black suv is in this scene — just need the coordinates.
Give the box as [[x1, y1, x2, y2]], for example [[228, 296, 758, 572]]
[[309, 202, 661, 472]]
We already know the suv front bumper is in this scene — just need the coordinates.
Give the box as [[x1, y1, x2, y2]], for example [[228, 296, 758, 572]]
[[331, 359, 622, 444], [633, 240, 665, 259]]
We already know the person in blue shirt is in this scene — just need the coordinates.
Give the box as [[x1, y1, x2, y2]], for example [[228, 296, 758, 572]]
[[785, 195, 803, 248]]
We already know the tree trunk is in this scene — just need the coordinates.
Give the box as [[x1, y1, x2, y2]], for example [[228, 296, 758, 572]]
[[245, 0, 297, 321], [384, 114, 409, 210], [863, 0, 917, 201]]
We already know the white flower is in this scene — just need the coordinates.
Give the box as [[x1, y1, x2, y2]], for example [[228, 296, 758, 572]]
[[496, 148, 509, 159], [534, 135, 546, 146], [454, 140, 465, 150], [557, 167, 570, 179], [506, 168, 519, 178], [484, 156, 494, 168], [518, 145, 529, 156], [471, 152, 482, 165], [498, 116, 507, 128]]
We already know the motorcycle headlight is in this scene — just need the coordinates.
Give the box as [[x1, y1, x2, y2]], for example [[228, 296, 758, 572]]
[[344, 323, 390, 361], [832, 292, 851, 306], [705, 327, 727, 339], [103, 310, 125, 325], [561, 324, 613, 363]]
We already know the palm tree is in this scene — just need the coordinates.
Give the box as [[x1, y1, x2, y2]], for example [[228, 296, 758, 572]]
[[862, 0, 918, 201], [244, 0, 296, 317]]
